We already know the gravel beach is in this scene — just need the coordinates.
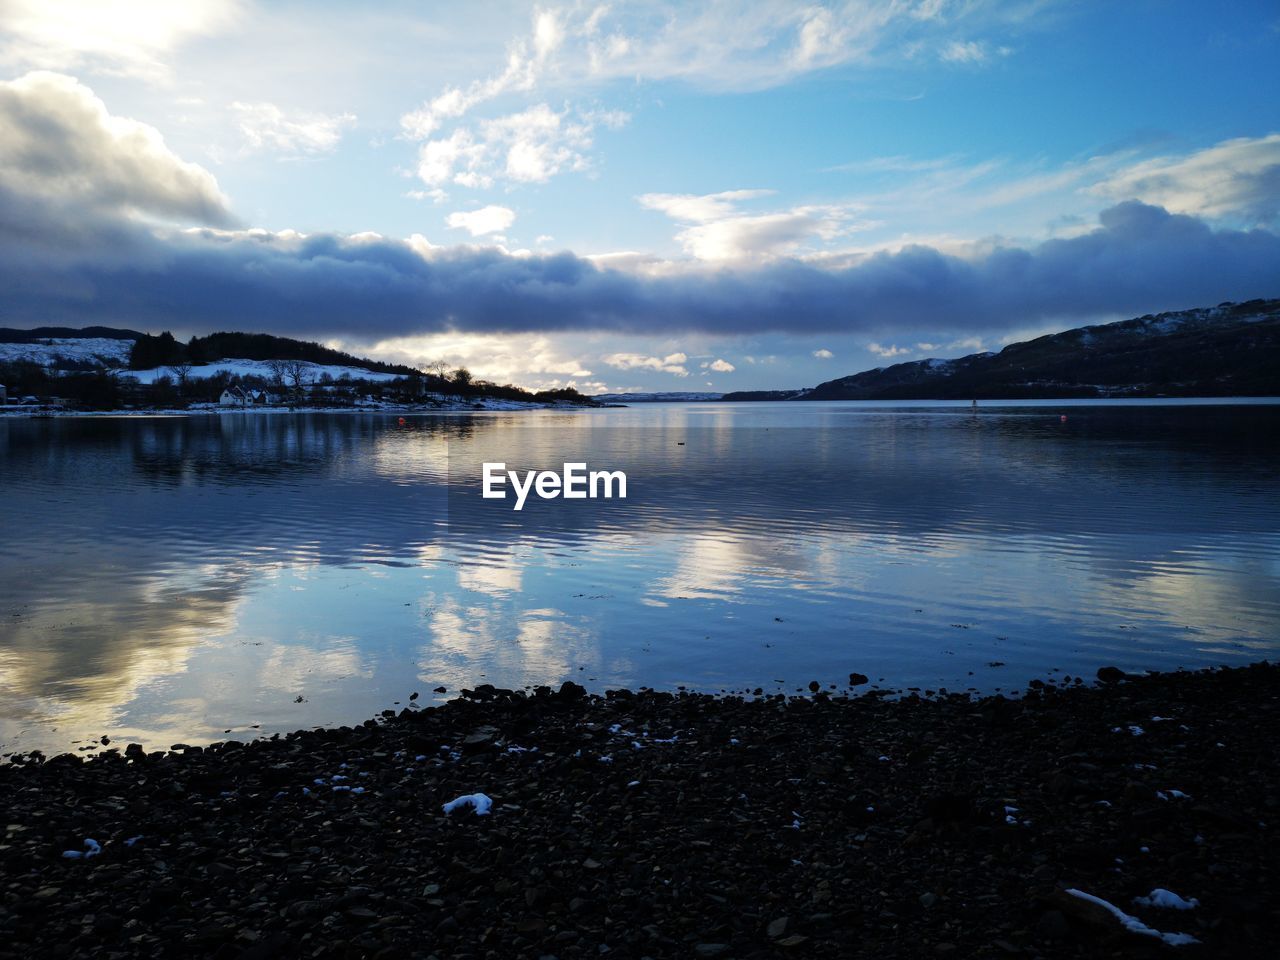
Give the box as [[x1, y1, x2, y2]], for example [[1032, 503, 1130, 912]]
[[1, 663, 1276, 959]]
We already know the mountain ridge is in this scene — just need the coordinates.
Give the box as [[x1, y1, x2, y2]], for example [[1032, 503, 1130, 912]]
[[723, 299, 1280, 401]]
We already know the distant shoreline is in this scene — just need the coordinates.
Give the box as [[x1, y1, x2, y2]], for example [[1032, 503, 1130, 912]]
[[5, 395, 1280, 417], [0, 399, 607, 417]]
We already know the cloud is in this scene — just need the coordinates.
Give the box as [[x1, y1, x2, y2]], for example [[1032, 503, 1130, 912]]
[[1089, 134, 1280, 227], [0, 0, 240, 79], [399, 8, 563, 140], [5, 196, 1280, 346], [940, 39, 988, 63], [639, 189, 775, 223], [410, 102, 620, 189], [397, 1, 1027, 189], [702, 358, 735, 372], [485, 103, 595, 183], [603, 352, 690, 376], [812, 348, 834, 358], [231, 101, 356, 157], [867, 343, 911, 358], [0, 71, 233, 226], [2, 83, 1277, 345], [407, 187, 449, 203], [446, 205, 516, 237], [641, 189, 867, 260]]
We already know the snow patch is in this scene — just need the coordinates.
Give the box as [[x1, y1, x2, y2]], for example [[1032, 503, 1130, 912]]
[[1064, 888, 1199, 946], [1134, 889, 1199, 910], [442, 793, 493, 816]]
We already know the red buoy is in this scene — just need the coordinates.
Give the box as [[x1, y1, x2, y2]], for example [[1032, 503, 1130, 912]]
[[1060, 415, 1067, 422]]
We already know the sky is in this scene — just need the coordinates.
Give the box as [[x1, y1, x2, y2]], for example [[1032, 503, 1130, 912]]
[[0, 0, 1278, 393]]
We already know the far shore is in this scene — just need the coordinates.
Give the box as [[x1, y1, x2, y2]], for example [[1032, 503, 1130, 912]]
[[0, 398, 608, 417]]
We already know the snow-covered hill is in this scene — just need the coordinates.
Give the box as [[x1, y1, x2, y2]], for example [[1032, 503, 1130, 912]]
[[0, 337, 133, 368], [126, 358, 404, 384]]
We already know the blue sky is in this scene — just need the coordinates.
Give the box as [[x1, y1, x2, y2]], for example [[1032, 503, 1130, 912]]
[[1, 1, 1278, 392]]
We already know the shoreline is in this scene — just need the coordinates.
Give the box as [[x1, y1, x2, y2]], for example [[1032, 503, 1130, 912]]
[[1, 663, 1276, 957], [0, 399, 606, 417]]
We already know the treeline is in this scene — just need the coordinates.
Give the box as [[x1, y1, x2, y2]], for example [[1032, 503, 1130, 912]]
[[0, 358, 597, 411], [128, 331, 422, 376]]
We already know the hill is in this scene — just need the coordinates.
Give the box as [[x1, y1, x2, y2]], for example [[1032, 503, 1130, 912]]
[[0, 326, 144, 342], [723, 299, 1280, 401]]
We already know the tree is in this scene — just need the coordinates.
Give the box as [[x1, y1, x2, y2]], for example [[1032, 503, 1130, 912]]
[[265, 359, 289, 395], [167, 361, 193, 394], [129, 331, 182, 370], [283, 359, 312, 395], [452, 367, 473, 391]]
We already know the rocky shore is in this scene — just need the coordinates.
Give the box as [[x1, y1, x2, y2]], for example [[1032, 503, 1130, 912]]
[[2, 664, 1277, 959]]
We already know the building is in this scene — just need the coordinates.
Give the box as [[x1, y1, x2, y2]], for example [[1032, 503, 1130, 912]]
[[220, 387, 278, 407]]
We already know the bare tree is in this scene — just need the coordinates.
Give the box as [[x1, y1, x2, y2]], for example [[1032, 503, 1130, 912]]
[[283, 359, 312, 396], [167, 361, 193, 394], [265, 359, 289, 395], [426, 359, 451, 382]]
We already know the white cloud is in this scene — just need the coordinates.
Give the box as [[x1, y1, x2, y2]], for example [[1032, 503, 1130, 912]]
[[0, 71, 231, 224], [484, 103, 594, 183], [400, 8, 563, 139], [446, 204, 516, 237], [406, 187, 449, 203], [409, 102, 623, 189], [0, 0, 240, 79], [1089, 133, 1280, 226], [940, 39, 987, 63], [701, 358, 735, 372], [867, 343, 911, 358], [398, 1, 1023, 190], [603, 351, 689, 376], [415, 128, 485, 186], [638, 189, 774, 222], [812, 348, 834, 358], [641, 189, 869, 260], [231, 101, 356, 157]]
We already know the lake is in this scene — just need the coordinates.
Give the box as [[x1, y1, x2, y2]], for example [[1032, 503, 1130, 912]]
[[2, 400, 1278, 754]]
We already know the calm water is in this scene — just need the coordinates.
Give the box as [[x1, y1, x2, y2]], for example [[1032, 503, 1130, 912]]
[[2, 401, 1278, 753]]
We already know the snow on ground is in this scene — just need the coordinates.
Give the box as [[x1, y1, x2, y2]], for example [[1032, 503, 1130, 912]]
[[126, 358, 404, 384], [1064, 888, 1199, 946], [1134, 889, 1200, 910], [0, 338, 133, 367], [442, 793, 493, 816]]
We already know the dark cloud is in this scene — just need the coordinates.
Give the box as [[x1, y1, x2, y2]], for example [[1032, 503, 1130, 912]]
[[1, 71, 1277, 340], [2, 195, 1278, 341]]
